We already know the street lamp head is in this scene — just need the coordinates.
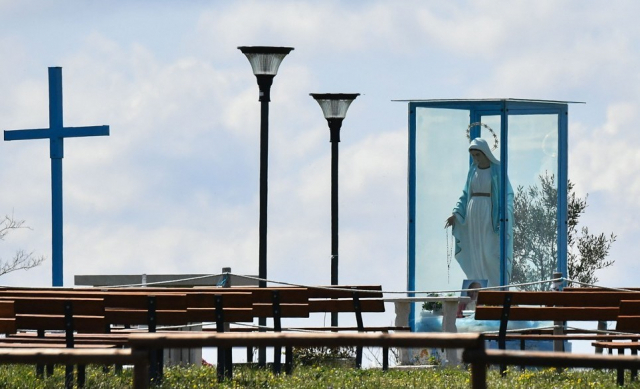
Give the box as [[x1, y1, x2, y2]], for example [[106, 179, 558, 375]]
[[238, 46, 294, 76], [310, 93, 360, 143], [310, 93, 360, 120]]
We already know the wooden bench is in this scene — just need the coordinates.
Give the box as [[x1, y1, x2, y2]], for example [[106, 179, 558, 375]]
[[463, 346, 640, 386], [129, 332, 487, 388], [0, 286, 399, 382], [0, 296, 109, 388], [0, 348, 148, 389], [475, 290, 640, 341], [0, 288, 257, 334], [228, 285, 405, 371], [0, 287, 256, 384], [108, 286, 309, 378], [304, 285, 403, 369], [142, 285, 396, 377], [474, 290, 640, 374], [591, 300, 640, 382]]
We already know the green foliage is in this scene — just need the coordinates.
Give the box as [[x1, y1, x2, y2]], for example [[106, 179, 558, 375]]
[[292, 346, 356, 366], [421, 293, 455, 312], [0, 364, 133, 388], [512, 172, 616, 290], [421, 293, 443, 312], [1, 363, 640, 388]]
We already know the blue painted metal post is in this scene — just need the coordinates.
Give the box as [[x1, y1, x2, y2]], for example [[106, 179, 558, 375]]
[[499, 101, 509, 288], [4, 67, 109, 286], [51, 158, 63, 286], [49, 68, 64, 286], [407, 103, 417, 330], [557, 109, 569, 285]]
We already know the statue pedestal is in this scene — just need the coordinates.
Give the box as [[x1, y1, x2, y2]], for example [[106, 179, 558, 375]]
[[385, 296, 469, 365]]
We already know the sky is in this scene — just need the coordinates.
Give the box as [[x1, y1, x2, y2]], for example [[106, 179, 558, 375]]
[[0, 0, 639, 339]]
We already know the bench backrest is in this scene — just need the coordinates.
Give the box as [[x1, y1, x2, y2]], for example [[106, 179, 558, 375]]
[[474, 291, 637, 321], [307, 285, 385, 314], [0, 286, 386, 331], [0, 296, 106, 333], [0, 289, 258, 325], [616, 300, 640, 333]]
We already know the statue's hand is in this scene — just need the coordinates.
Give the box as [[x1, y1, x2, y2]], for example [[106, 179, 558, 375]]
[[445, 215, 456, 228]]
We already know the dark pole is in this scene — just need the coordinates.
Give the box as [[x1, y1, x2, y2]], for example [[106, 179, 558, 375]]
[[328, 118, 342, 327], [240, 45, 293, 369], [257, 75, 273, 290], [256, 75, 273, 367], [310, 93, 359, 329]]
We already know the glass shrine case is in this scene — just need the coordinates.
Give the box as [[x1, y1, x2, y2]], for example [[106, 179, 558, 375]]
[[403, 99, 580, 329]]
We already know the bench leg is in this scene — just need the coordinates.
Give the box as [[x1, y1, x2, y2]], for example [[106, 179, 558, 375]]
[[217, 347, 225, 382], [285, 346, 293, 375], [133, 359, 150, 389], [78, 364, 86, 388], [632, 348, 638, 381], [498, 339, 507, 377], [383, 346, 389, 371], [617, 349, 625, 386], [225, 348, 233, 380], [65, 365, 74, 389], [157, 349, 164, 383], [470, 360, 487, 389], [36, 364, 44, 378], [273, 346, 282, 374], [500, 362, 507, 377], [149, 349, 163, 385]]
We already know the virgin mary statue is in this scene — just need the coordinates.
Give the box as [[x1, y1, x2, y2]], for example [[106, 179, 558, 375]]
[[445, 138, 514, 287]]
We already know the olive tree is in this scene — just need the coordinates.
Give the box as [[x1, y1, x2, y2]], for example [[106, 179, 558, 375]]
[[0, 214, 45, 277], [511, 173, 615, 290]]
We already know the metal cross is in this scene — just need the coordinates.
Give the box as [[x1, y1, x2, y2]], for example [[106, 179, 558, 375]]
[[4, 67, 110, 286]]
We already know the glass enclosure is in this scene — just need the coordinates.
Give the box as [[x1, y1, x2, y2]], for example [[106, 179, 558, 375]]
[[406, 99, 574, 330]]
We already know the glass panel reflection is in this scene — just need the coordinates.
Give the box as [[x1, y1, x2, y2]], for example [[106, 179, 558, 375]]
[[414, 107, 472, 293], [508, 114, 559, 290]]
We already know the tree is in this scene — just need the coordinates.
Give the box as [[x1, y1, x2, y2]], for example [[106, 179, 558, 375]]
[[0, 214, 45, 277], [511, 173, 616, 290]]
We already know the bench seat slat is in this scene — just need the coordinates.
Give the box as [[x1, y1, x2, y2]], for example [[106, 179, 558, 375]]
[[475, 306, 618, 321], [223, 288, 309, 303], [477, 291, 640, 306], [186, 307, 254, 323], [0, 318, 16, 334], [252, 304, 310, 318], [0, 297, 105, 316], [306, 286, 383, 299], [185, 292, 253, 308], [309, 299, 385, 313], [105, 309, 187, 326], [15, 315, 106, 333]]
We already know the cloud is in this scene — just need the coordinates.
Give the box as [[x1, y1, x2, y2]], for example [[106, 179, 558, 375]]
[[2, 0, 640, 295], [571, 101, 640, 199]]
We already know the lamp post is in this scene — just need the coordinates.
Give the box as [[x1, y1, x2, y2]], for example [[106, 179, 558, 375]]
[[239, 45, 293, 366], [310, 93, 359, 327]]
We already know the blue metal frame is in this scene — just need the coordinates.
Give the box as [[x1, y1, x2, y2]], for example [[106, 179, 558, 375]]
[[557, 108, 569, 287], [4, 67, 110, 286], [404, 98, 578, 330], [407, 103, 417, 327]]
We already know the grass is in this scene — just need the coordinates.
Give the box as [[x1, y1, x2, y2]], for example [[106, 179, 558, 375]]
[[1, 364, 640, 388]]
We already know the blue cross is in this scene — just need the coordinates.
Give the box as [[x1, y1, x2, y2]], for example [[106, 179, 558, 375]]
[[4, 67, 109, 286]]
